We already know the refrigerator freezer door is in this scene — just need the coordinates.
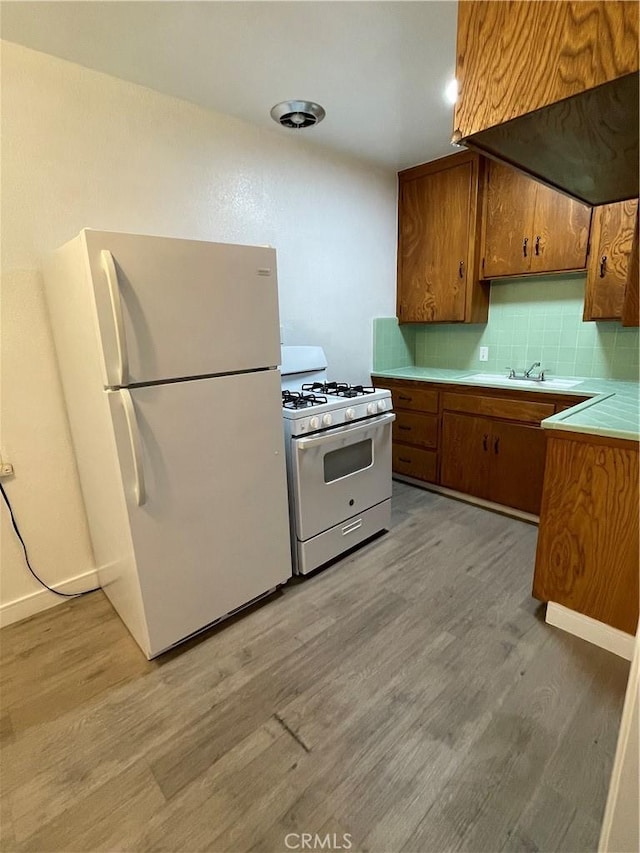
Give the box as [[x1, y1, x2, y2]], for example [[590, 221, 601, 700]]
[[107, 370, 291, 657], [83, 230, 281, 387]]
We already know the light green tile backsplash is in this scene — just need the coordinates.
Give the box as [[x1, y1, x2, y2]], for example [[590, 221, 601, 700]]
[[373, 317, 415, 371], [375, 275, 639, 381]]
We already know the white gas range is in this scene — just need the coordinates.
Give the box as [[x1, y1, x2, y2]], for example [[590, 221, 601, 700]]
[[281, 347, 395, 576]]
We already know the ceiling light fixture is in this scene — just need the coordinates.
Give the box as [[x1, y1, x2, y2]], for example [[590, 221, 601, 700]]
[[444, 78, 459, 105], [270, 100, 326, 129]]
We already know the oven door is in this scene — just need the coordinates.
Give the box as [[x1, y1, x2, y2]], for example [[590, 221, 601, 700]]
[[290, 412, 395, 541]]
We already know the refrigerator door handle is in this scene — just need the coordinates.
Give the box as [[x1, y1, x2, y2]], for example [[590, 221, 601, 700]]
[[120, 389, 146, 506], [101, 250, 129, 386]]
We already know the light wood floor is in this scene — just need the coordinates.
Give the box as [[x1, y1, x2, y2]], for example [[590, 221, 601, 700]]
[[0, 483, 630, 853]]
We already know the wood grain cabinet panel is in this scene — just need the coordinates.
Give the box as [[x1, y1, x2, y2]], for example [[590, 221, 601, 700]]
[[377, 378, 440, 484], [482, 163, 535, 278], [441, 412, 491, 500], [488, 421, 547, 515], [453, 1, 639, 206], [385, 383, 439, 414], [441, 412, 547, 514], [442, 391, 554, 424], [393, 412, 438, 450], [584, 200, 639, 320], [529, 182, 592, 274], [397, 152, 488, 324], [392, 445, 437, 483], [533, 433, 639, 634], [482, 161, 591, 280], [454, 1, 639, 139]]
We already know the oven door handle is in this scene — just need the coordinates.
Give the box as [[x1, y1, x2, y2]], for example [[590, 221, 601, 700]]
[[296, 412, 395, 450]]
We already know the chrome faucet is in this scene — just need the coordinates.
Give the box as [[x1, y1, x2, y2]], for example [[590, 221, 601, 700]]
[[524, 361, 541, 378]]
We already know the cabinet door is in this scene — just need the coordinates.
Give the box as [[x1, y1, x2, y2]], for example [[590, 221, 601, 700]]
[[454, 1, 639, 141], [398, 160, 474, 322], [529, 183, 592, 274], [487, 421, 547, 515], [584, 200, 638, 320], [482, 161, 535, 278], [440, 412, 491, 499]]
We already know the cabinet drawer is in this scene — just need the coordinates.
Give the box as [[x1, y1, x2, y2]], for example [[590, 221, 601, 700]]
[[442, 392, 554, 424], [393, 412, 438, 449], [392, 445, 437, 482], [385, 383, 439, 414], [554, 396, 589, 414]]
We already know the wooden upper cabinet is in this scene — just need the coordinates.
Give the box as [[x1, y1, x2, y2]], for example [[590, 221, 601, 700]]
[[584, 200, 639, 321], [482, 164, 534, 278], [454, 2, 639, 206], [397, 151, 488, 324], [482, 161, 592, 279]]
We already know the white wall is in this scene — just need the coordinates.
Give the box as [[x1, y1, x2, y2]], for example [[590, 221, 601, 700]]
[[0, 41, 397, 622]]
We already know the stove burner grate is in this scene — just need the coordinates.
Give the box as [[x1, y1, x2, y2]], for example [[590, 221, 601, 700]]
[[301, 382, 377, 398], [282, 390, 328, 409]]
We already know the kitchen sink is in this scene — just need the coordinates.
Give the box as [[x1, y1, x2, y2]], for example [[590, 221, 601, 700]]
[[463, 373, 583, 389]]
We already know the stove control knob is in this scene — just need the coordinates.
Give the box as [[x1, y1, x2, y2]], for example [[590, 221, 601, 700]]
[[322, 413, 333, 427], [309, 416, 320, 430], [377, 400, 387, 412], [367, 402, 377, 415], [345, 407, 356, 420]]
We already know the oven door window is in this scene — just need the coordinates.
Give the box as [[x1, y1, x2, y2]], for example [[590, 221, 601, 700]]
[[323, 438, 373, 483]]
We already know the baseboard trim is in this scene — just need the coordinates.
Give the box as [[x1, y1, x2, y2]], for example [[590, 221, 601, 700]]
[[392, 475, 539, 525], [546, 602, 635, 661], [0, 569, 100, 629]]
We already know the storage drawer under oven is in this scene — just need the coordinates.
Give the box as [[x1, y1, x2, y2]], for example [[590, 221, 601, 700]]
[[291, 413, 395, 541]]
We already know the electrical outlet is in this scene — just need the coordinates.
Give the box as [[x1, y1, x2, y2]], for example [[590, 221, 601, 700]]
[[0, 462, 14, 477], [479, 346, 489, 362]]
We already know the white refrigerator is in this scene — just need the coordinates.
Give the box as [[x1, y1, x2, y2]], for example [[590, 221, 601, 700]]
[[45, 229, 292, 658]]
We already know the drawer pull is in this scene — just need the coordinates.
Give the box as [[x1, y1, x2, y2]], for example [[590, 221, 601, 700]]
[[398, 457, 412, 463], [342, 519, 363, 536], [600, 255, 607, 278], [398, 425, 411, 431], [398, 395, 412, 402]]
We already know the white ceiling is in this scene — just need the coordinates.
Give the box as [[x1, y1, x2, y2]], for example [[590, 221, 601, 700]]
[[0, 1, 459, 172]]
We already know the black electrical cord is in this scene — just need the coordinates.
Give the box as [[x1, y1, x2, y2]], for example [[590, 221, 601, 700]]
[[0, 481, 100, 598]]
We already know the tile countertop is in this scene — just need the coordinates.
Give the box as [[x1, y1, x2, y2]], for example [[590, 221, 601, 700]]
[[371, 367, 640, 442]]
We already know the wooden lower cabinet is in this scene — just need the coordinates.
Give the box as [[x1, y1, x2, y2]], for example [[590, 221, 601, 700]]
[[393, 411, 438, 449], [392, 445, 437, 482], [441, 412, 546, 514], [533, 432, 639, 635], [376, 375, 590, 514], [488, 420, 547, 514], [440, 413, 490, 499]]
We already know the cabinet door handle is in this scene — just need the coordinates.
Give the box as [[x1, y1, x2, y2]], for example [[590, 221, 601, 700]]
[[600, 255, 607, 278], [522, 237, 528, 258], [494, 437, 500, 454], [458, 260, 464, 279], [535, 235, 541, 256], [398, 395, 412, 402], [398, 457, 412, 464], [482, 434, 488, 451]]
